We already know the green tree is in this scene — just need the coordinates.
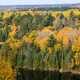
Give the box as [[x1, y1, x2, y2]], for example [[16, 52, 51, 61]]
[[43, 14, 54, 26], [48, 34, 56, 47]]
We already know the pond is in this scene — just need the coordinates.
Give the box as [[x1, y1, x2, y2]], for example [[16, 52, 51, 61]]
[[17, 68, 80, 80]]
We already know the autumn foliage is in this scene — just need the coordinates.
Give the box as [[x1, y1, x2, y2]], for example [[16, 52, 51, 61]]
[[0, 8, 80, 79]]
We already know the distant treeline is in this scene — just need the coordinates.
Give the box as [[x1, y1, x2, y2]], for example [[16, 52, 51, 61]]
[[16, 7, 80, 11]]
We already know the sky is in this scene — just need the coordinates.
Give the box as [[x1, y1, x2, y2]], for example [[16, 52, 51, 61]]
[[0, 0, 80, 5]]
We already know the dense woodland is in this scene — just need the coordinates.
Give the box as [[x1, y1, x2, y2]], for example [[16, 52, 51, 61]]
[[0, 8, 80, 80]]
